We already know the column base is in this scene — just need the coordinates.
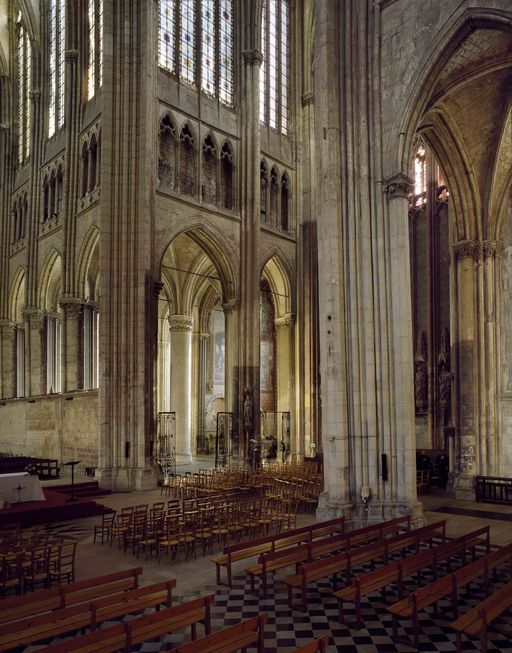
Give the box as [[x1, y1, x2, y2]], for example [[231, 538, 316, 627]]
[[95, 466, 156, 492], [317, 492, 424, 527], [316, 492, 354, 522], [175, 452, 193, 465], [452, 472, 476, 501]]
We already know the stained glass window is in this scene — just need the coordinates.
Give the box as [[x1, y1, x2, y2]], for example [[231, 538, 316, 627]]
[[48, 0, 66, 137], [158, 1, 233, 106], [219, 1, 233, 105], [87, 0, 103, 99], [260, 0, 289, 135], [17, 22, 31, 165]]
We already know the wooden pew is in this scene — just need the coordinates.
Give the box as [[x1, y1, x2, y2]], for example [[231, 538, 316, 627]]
[[388, 542, 512, 649], [450, 578, 512, 653], [291, 635, 332, 652], [0, 580, 175, 652], [211, 517, 345, 586], [246, 543, 311, 596], [172, 613, 268, 653], [284, 519, 436, 612], [0, 567, 143, 626], [36, 595, 215, 653]]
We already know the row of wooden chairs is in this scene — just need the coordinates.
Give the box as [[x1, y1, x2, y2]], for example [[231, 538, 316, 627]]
[[95, 496, 298, 562], [0, 538, 77, 597]]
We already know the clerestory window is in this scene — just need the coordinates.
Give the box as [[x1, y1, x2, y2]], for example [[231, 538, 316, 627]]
[[16, 17, 31, 166], [87, 0, 103, 99], [259, 0, 289, 135], [48, 0, 66, 137], [158, 0, 234, 106]]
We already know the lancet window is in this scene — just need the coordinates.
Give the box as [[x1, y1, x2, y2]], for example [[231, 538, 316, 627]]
[[16, 18, 31, 165], [158, 0, 234, 106], [87, 0, 103, 99], [260, 0, 289, 134], [48, 0, 66, 137]]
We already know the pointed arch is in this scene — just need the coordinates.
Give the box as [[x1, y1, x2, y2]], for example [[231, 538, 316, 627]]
[[179, 121, 197, 196], [158, 112, 178, 190], [8, 266, 26, 323], [38, 249, 62, 311], [201, 132, 218, 205], [77, 226, 100, 299], [220, 140, 234, 210], [261, 252, 293, 317]]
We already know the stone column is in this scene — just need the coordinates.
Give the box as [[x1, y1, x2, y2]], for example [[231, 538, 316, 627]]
[[59, 298, 83, 392], [383, 173, 420, 518], [452, 240, 501, 498], [239, 4, 262, 458], [194, 332, 209, 454], [169, 314, 193, 462], [0, 321, 16, 399], [23, 308, 46, 396], [223, 299, 239, 454], [275, 313, 295, 452]]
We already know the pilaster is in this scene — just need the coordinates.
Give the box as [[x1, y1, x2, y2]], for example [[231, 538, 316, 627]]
[[0, 320, 16, 399]]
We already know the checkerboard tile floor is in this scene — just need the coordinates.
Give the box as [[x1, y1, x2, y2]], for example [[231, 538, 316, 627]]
[[27, 547, 512, 652]]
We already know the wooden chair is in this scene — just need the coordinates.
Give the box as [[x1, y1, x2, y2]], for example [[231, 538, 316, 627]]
[[94, 510, 116, 545], [49, 540, 77, 585], [22, 545, 51, 592], [0, 551, 23, 598]]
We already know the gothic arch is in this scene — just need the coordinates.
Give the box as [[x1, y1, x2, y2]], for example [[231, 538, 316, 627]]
[[38, 249, 62, 311], [489, 94, 512, 240], [394, 9, 512, 180], [8, 267, 26, 323], [261, 253, 293, 317], [159, 222, 238, 303], [76, 226, 100, 299]]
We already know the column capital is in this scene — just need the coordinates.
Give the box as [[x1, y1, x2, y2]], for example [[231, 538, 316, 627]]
[[29, 90, 41, 103], [0, 319, 16, 334], [154, 281, 165, 299], [22, 307, 45, 326], [242, 49, 263, 66], [59, 297, 84, 319], [168, 314, 193, 333], [194, 332, 209, 341], [222, 299, 240, 314], [65, 50, 78, 62], [275, 313, 295, 328], [383, 172, 414, 198], [454, 239, 502, 261]]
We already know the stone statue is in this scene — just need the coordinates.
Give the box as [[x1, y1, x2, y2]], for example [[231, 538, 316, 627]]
[[438, 327, 450, 367], [414, 365, 428, 412], [243, 386, 254, 438], [439, 367, 454, 424]]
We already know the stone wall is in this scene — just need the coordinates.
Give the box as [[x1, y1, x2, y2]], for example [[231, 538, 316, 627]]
[[0, 391, 98, 468]]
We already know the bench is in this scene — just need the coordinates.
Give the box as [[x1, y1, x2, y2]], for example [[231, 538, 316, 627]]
[[172, 613, 268, 653], [0, 567, 143, 625], [246, 543, 311, 596], [450, 578, 512, 653], [211, 516, 345, 586], [334, 520, 447, 627], [285, 539, 388, 611], [291, 635, 332, 652], [0, 580, 175, 651], [36, 595, 215, 653], [388, 541, 512, 649]]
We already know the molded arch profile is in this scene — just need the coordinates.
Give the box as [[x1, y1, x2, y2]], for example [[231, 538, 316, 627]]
[[393, 9, 512, 179], [8, 267, 26, 323], [38, 249, 62, 311], [159, 223, 238, 305], [261, 252, 293, 318], [202, 131, 218, 156], [76, 226, 100, 299]]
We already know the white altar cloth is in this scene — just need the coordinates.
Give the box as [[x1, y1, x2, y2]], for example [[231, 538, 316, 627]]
[[0, 472, 46, 504]]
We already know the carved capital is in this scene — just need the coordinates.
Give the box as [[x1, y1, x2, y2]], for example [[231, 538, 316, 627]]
[[454, 239, 502, 261], [168, 314, 193, 333], [29, 90, 40, 103], [0, 319, 16, 336], [59, 297, 84, 319], [383, 172, 414, 198], [242, 49, 263, 66], [222, 299, 240, 314], [65, 50, 78, 62], [275, 313, 295, 328]]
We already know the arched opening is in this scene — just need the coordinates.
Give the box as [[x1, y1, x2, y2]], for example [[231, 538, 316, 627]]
[[220, 141, 234, 210], [158, 230, 233, 464], [179, 123, 196, 196], [158, 114, 178, 190], [201, 134, 217, 205], [40, 252, 63, 395], [260, 255, 294, 461]]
